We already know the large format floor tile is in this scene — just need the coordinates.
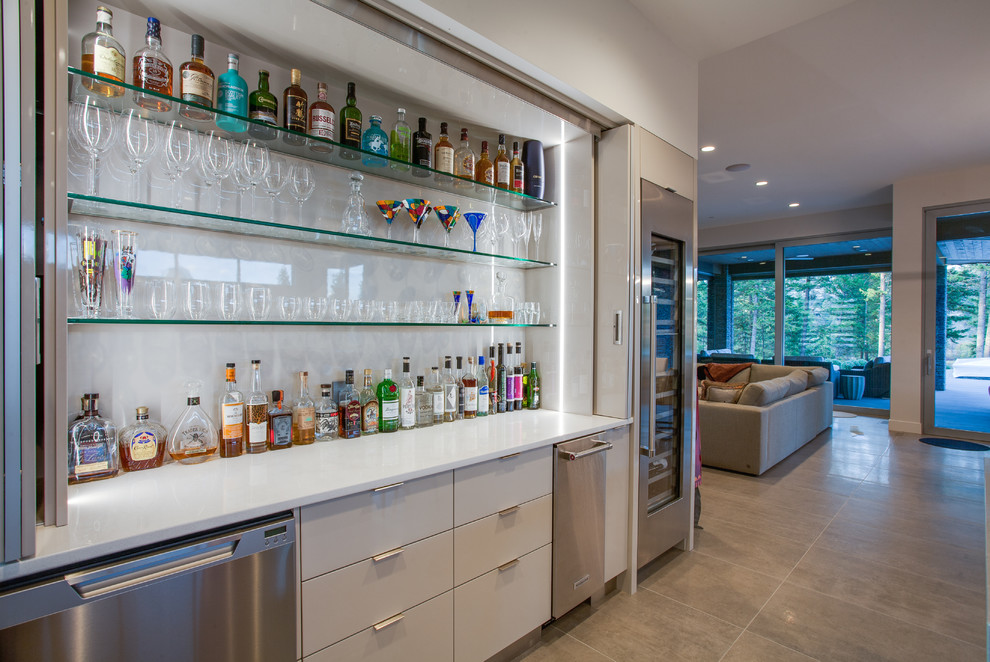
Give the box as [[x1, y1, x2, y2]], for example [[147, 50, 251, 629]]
[[720, 631, 819, 662], [691, 518, 811, 579], [835, 496, 986, 550], [699, 489, 833, 545]]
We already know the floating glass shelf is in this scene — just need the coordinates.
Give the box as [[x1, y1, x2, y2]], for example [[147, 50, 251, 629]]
[[69, 68, 556, 213], [67, 318, 555, 328], [69, 194, 555, 269]]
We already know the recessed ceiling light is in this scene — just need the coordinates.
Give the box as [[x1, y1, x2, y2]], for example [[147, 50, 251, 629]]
[[756, 181, 768, 186], [789, 203, 800, 207], [701, 145, 716, 152]]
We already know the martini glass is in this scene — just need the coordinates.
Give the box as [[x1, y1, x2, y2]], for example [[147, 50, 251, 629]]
[[433, 205, 460, 247], [403, 199, 432, 244], [461, 212, 486, 253], [375, 200, 403, 240]]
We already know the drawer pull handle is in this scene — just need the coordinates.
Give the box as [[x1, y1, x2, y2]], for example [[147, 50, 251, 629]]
[[498, 505, 520, 517], [498, 452, 521, 460], [372, 481, 405, 493], [498, 558, 520, 572], [372, 547, 404, 563], [373, 612, 405, 631]]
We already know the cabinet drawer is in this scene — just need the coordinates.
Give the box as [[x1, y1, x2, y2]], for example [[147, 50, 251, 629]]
[[304, 590, 453, 662], [454, 494, 552, 586], [453, 544, 551, 662], [302, 529, 453, 655], [300, 471, 453, 579], [454, 448, 552, 526]]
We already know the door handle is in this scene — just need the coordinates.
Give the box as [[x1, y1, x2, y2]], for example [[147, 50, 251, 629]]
[[926, 350, 933, 375], [558, 440, 612, 461], [613, 310, 623, 345]]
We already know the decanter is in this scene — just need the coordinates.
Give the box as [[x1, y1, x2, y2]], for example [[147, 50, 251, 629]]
[[489, 271, 514, 323], [341, 172, 371, 235], [167, 381, 218, 464], [68, 392, 119, 484]]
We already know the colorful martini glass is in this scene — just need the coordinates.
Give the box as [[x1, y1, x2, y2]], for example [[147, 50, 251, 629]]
[[403, 199, 432, 244], [433, 205, 460, 247], [375, 200, 404, 240], [461, 212, 487, 253]]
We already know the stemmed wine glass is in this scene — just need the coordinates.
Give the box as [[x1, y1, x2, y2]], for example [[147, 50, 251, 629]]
[[120, 109, 160, 203], [433, 205, 459, 247], [261, 155, 289, 222], [163, 121, 200, 209], [532, 213, 543, 260], [403, 199, 433, 244], [236, 139, 270, 219], [375, 200, 403, 240], [513, 213, 532, 259], [70, 99, 117, 196], [494, 212, 510, 255], [199, 131, 234, 214], [461, 212, 486, 253], [288, 163, 316, 224]]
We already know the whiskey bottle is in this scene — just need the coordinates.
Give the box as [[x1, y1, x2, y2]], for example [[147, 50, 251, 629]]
[[463, 356, 478, 419], [292, 371, 316, 445], [119, 406, 167, 472], [510, 141, 526, 194], [68, 393, 119, 483], [415, 376, 433, 428], [216, 54, 248, 133], [399, 358, 417, 430], [315, 383, 339, 440], [442, 356, 457, 423], [245, 359, 269, 453], [339, 82, 363, 154], [476, 356, 489, 417], [168, 383, 219, 464], [283, 68, 308, 146], [453, 128, 475, 184], [267, 390, 293, 450], [427, 366, 444, 424], [133, 17, 173, 112], [218, 363, 244, 457], [339, 370, 362, 439], [435, 122, 455, 174], [179, 34, 215, 121], [309, 82, 335, 153], [377, 369, 399, 433], [412, 117, 432, 175], [360, 369, 379, 435], [81, 6, 125, 98], [475, 140, 494, 186], [249, 70, 278, 140], [494, 134, 510, 189]]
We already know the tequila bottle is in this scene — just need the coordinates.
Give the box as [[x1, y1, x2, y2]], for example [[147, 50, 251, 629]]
[[267, 390, 293, 450], [442, 356, 457, 423], [315, 383, 339, 440], [68, 393, 119, 483], [360, 369, 379, 435], [489, 271, 515, 323], [361, 115, 389, 167], [245, 359, 268, 453], [427, 366, 444, 424], [168, 383, 218, 464], [292, 371, 316, 445], [218, 363, 244, 457], [132, 17, 172, 112], [81, 6, 125, 97], [339, 370, 362, 439], [119, 406, 167, 472], [399, 358, 417, 430], [377, 369, 399, 433], [415, 376, 433, 428]]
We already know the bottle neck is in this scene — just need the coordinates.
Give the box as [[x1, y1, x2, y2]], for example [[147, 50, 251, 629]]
[[259, 76, 270, 92], [97, 20, 113, 35], [251, 366, 262, 392]]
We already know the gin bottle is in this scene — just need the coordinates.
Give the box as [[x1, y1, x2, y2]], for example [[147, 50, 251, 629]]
[[292, 371, 316, 445], [68, 393, 119, 483], [218, 363, 244, 458], [377, 369, 399, 433], [245, 359, 269, 453], [315, 383, 339, 441], [119, 406, 167, 471], [216, 53, 248, 133], [399, 358, 417, 430], [168, 383, 218, 464], [360, 369, 379, 435]]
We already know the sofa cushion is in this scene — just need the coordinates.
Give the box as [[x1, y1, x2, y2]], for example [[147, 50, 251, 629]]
[[706, 384, 745, 403], [727, 367, 752, 384], [738, 372, 805, 406], [796, 366, 828, 386], [783, 370, 809, 396]]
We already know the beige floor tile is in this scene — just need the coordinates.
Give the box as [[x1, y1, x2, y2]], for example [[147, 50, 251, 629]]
[[702, 473, 849, 518], [700, 490, 832, 545], [787, 544, 986, 646], [637, 549, 781, 627], [764, 464, 866, 495], [870, 453, 986, 484], [513, 625, 615, 662], [552, 590, 741, 662], [692, 518, 811, 579], [748, 583, 985, 662], [719, 631, 819, 661], [836, 495, 986, 549], [861, 466, 986, 503], [848, 481, 987, 524]]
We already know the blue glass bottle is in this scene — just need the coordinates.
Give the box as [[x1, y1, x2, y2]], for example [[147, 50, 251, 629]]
[[361, 115, 389, 167], [216, 53, 248, 133]]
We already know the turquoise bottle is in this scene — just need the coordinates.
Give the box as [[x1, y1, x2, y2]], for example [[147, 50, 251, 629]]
[[215, 53, 248, 133], [361, 115, 389, 167]]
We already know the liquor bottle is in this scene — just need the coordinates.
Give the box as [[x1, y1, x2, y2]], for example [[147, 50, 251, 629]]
[[339, 82, 362, 154], [514, 342, 525, 411], [292, 371, 316, 445], [476, 356, 489, 417], [475, 140, 494, 186], [133, 17, 173, 112], [308, 82, 335, 152], [216, 54, 248, 133], [245, 359, 269, 453], [434, 122, 454, 174], [119, 406, 167, 471], [315, 383, 340, 440], [360, 369, 380, 435], [505, 344, 515, 410], [361, 115, 389, 167], [168, 383, 219, 463], [527, 362, 541, 410], [283, 68, 308, 146], [411, 376, 428, 428], [496, 343, 507, 413], [377, 369, 399, 432], [522, 140, 545, 199], [453, 128, 476, 184], [399, 358, 417, 430], [455, 356, 465, 420], [494, 134, 510, 189], [442, 356, 457, 423], [218, 363, 244, 457], [179, 34, 215, 121], [487, 346, 498, 415], [390, 108, 412, 168], [340, 370, 362, 439], [68, 393, 119, 483], [463, 356, 478, 419], [412, 117, 432, 174], [511, 141, 526, 194], [267, 390, 293, 450], [81, 6, 125, 97], [522, 361, 530, 409], [249, 70, 278, 139], [427, 366, 444, 424]]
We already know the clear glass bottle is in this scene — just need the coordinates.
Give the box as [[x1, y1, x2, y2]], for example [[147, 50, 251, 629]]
[[342, 172, 371, 235], [339, 370, 362, 439], [475, 140, 494, 186], [510, 141, 526, 194], [315, 383, 339, 441], [133, 16, 173, 112], [179, 34, 215, 120], [454, 128, 476, 185], [360, 369, 379, 435], [390, 108, 412, 169], [339, 82, 362, 153], [81, 6, 125, 97], [455, 356, 465, 420], [476, 355, 489, 417], [68, 393, 119, 483], [168, 383, 218, 464], [435, 122, 455, 175], [412, 117, 432, 175], [267, 389, 293, 450], [399, 357, 417, 431], [427, 366, 444, 424], [249, 70, 278, 140], [494, 134, 510, 189], [119, 406, 167, 472], [514, 342, 525, 411], [442, 356, 457, 423], [218, 363, 244, 458], [216, 54, 248, 133], [487, 346, 498, 415], [463, 356, 478, 419], [292, 371, 316, 445], [245, 359, 268, 453], [283, 68, 308, 146], [377, 369, 399, 433], [361, 115, 389, 167], [415, 376, 433, 428], [309, 82, 335, 153], [489, 271, 515, 323]]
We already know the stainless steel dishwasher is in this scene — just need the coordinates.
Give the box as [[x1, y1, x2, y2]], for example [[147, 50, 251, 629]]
[[552, 435, 612, 618], [0, 513, 296, 662]]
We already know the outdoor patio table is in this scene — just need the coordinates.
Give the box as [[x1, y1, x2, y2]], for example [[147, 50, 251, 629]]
[[839, 374, 866, 400]]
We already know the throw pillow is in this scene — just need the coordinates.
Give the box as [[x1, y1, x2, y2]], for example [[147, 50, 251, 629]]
[[799, 366, 828, 386], [783, 370, 808, 397], [737, 375, 791, 406], [700, 379, 745, 401], [706, 385, 744, 403]]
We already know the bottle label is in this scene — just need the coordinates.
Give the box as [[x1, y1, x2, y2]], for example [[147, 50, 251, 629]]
[[285, 94, 307, 131], [513, 164, 525, 191], [222, 402, 243, 440], [93, 44, 125, 81], [345, 402, 362, 437], [514, 375, 524, 402], [399, 387, 416, 426], [363, 402, 379, 432], [498, 162, 510, 186], [382, 400, 400, 422], [479, 165, 494, 185], [248, 420, 268, 444], [316, 410, 338, 436], [181, 70, 215, 103], [477, 386, 489, 415], [432, 392, 444, 416], [465, 387, 478, 412], [444, 385, 457, 413], [129, 430, 158, 462], [296, 406, 316, 431], [73, 428, 111, 475], [506, 375, 515, 402], [250, 109, 276, 125], [310, 109, 335, 140], [344, 118, 362, 143], [217, 83, 245, 113], [459, 155, 476, 178], [271, 415, 292, 446], [136, 55, 171, 93], [437, 146, 454, 173]]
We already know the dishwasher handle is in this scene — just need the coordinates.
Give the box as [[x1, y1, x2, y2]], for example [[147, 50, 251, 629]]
[[558, 440, 612, 461]]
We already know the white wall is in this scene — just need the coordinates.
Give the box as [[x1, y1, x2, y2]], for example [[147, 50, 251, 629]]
[[699, 204, 891, 250]]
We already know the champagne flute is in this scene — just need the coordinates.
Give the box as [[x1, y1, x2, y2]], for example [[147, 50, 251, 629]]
[[69, 99, 117, 196], [261, 155, 289, 222], [121, 109, 160, 203], [494, 212, 510, 255], [199, 131, 234, 214], [513, 213, 532, 259], [237, 139, 270, 219], [532, 213, 543, 260], [164, 121, 200, 209], [289, 163, 316, 224]]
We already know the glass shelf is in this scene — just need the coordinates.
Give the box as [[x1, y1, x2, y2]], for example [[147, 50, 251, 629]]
[[67, 318, 555, 328], [69, 194, 555, 270], [69, 68, 556, 213]]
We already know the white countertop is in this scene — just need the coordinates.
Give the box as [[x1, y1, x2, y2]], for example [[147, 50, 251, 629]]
[[1, 411, 628, 583]]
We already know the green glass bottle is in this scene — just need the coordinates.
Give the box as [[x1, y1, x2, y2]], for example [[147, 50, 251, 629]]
[[527, 362, 540, 410], [377, 368, 399, 432], [390, 107, 412, 171], [339, 81, 362, 157], [248, 69, 277, 140]]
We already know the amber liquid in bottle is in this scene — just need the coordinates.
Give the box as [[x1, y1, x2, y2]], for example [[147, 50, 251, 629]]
[[179, 34, 215, 120], [510, 141, 526, 193], [494, 134, 510, 190], [283, 68, 308, 147], [81, 6, 126, 98], [475, 140, 494, 186], [133, 17, 173, 112], [435, 122, 455, 174], [308, 81, 335, 153], [268, 390, 293, 451]]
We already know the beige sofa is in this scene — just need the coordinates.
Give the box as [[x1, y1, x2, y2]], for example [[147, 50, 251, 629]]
[[698, 364, 833, 476]]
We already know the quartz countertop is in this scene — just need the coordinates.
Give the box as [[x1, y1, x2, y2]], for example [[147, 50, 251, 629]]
[[1, 411, 629, 584]]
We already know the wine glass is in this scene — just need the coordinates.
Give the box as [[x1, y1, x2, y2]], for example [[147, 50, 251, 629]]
[[163, 121, 200, 208], [403, 199, 432, 244], [375, 200, 403, 240], [218, 282, 240, 320], [183, 280, 211, 320], [433, 205, 459, 247], [461, 212, 486, 253], [289, 163, 316, 224], [512, 213, 532, 259], [261, 155, 289, 222], [120, 109, 160, 202], [237, 139, 270, 219], [149, 279, 176, 319], [494, 212, 510, 255], [69, 99, 117, 196], [199, 131, 234, 214], [532, 213, 543, 260]]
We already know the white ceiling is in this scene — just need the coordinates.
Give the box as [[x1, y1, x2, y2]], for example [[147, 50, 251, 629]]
[[638, 0, 990, 228]]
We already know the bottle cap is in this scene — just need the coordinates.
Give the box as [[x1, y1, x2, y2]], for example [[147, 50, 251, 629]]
[[440, 121, 448, 133], [398, 107, 406, 114], [251, 359, 260, 365], [321, 383, 331, 389], [136, 406, 149, 416], [499, 133, 506, 144], [290, 68, 301, 85], [479, 355, 485, 365], [370, 114, 382, 124], [317, 81, 327, 92], [347, 81, 356, 93], [481, 140, 489, 151], [259, 69, 270, 77], [364, 368, 372, 376], [145, 17, 161, 40], [417, 376, 424, 386], [456, 356, 463, 368], [384, 369, 393, 378], [432, 366, 439, 372], [191, 34, 205, 58], [460, 128, 469, 140], [227, 53, 239, 68], [271, 389, 282, 401]]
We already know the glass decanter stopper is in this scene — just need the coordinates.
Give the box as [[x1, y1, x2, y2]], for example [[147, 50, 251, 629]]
[[489, 271, 514, 324], [167, 381, 218, 464], [342, 172, 371, 235]]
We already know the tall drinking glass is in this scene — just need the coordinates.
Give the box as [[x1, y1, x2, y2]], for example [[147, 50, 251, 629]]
[[110, 229, 138, 318], [70, 223, 109, 318], [149, 279, 176, 319], [532, 213, 543, 260]]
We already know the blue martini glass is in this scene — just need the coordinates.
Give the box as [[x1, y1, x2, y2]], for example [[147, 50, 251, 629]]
[[461, 212, 487, 253]]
